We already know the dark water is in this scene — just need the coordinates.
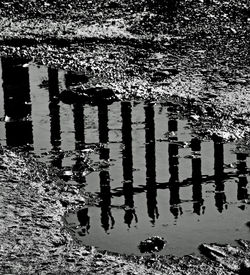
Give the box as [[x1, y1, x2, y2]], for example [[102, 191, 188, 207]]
[[0, 57, 249, 256]]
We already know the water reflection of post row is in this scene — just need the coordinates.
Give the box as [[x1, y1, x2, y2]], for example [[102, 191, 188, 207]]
[[191, 137, 204, 215], [1, 57, 33, 147], [236, 153, 248, 201], [145, 103, 159, 225], [214, 138, 227, 212], [72, 102, 86, 184], [76, 207, 90, 237], [98, 104, 109, 160], [121, 102, 137, 228], [98, 103, 114, 233], [168, 115, 182, 219], [48, 67, 62, 168]]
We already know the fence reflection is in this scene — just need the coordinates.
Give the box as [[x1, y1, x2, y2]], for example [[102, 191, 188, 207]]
[[191, 138, 204, 215], [122, 102, 137, 228], [237, 153, 248, 201], [1, 60, 249, 235], [1, 57, 33, 147], [214, 138, 227, 213], [48, 67, 62, 168], [99, 170, 114, 233], [168, 115, 182, 219], [145, 103, 159, 224]]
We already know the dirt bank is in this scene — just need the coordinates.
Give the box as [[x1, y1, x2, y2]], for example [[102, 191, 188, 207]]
[[1, 146, 250, 274], [0, 0, 249, 143]]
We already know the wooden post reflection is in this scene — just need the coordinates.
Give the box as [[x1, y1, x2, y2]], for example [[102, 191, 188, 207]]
[[191, 138, 204, 215], [98, 104, 109, 160], [76, 208, 90, 237], [72, 103, 87, 184], [98, 103, 114, 232], [214, 138, 226, 212], [1, 57, 33, 147], [99, 170, 114, 233], [236, 153, 248, 201], [121, 102, 137, 228], [145, 103, 159, 225], [168, 116, 182, 219], [48, 67, 62, 168], [73, 103, 85, 149]]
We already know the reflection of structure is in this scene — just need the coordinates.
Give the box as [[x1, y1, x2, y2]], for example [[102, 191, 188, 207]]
[[73, 103, 85, 150], [236, 153, 248, 201], [72, 102, 86, 184], [97, 104, 114, 232], [145, 103, 159, 225], [64, 70, 87, 182], [121, 102, 137, 228], [99, 170, 115, 233], [98, 104, 109, 160], [1, 57, 33, 147], [48, 67, 62, 168], [214, 138, 227, 212], [77, 208, 90, 236], [191, 138, 204, 215], [168, 116, 182, 219]]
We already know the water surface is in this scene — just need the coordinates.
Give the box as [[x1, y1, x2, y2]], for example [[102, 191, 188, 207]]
[[0, 57, 249, 256]]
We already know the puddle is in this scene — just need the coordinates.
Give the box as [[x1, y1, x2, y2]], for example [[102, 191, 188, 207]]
[[0, 57, 249, 256]]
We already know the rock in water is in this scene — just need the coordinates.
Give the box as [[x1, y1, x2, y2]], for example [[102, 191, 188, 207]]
[[138, 236, 166, 253], [59, 85, 119, 105]]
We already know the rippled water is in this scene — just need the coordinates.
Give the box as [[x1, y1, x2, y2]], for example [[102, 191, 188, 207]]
[[0, 57, 249, 256]]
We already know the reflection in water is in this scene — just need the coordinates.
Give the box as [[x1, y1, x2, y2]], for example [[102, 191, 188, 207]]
[[121, 102, 137, 228], [214, 139, 227, 213], [145, 103, 159, 225], [168, 116, 182, 219], [72, 103, 86, 184], [1, 60, 249, 255], [48, 67, 62, 168], [99, 170, 115, 233], [73, 103, 85, 150], [98, 104, 114, 232], [237, 153, 248, 201], [2, 57, 33, 147], [191, 138, 204, 215], [98, 104, 109, 160], [77, 208, 90, 236]]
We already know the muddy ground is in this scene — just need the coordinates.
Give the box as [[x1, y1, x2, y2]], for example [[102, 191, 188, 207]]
[[0, 0, 250, 274]]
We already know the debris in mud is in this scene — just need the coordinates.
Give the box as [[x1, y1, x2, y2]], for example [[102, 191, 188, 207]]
[[138, 236, 166, 253]]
